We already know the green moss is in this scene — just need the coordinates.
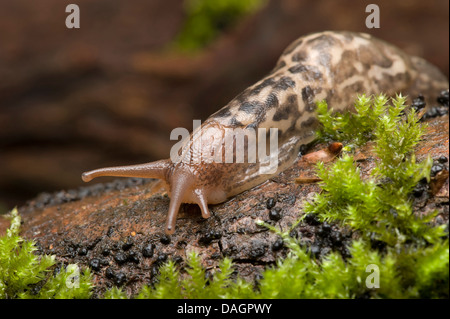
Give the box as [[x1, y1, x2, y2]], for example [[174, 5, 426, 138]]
[[134, 253, 254, 299], [1, 94, 448, 299], [316, 94, 390, 147], [103, 286, 128, 299], [0, 208, 93, 299], [310, 94, 444, 245], [175, 0, 266, 52]]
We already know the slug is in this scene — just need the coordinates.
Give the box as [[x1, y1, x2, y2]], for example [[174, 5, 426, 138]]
[[82, 31, 448, 234]]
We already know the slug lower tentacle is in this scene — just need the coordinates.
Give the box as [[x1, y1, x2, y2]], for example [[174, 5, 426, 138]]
[[82, 31, 449, 234]]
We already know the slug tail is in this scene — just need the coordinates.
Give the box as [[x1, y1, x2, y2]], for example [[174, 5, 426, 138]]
[[81, 159, 170, 182]]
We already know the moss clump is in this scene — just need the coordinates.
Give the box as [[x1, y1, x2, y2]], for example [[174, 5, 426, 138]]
[[311, 94, 443, 245], [175, 0, 266, 52], [0, 208, 93, 299], [135, 254, 254, 299], [316, 94, 391, 146]]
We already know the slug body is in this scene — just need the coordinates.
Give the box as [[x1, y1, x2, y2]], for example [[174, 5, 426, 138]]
[[82, 31, 448, 234]]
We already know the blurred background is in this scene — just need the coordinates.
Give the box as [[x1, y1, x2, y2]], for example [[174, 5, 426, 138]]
[[0, 0, 448, 213]]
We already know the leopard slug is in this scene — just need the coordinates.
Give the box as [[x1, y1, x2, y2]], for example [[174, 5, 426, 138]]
[[82, 31, 448, 234]]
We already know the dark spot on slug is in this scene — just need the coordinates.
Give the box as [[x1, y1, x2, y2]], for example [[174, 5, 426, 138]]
[[287, 94, 297, 104], [229, 117, 243, 127], [302, 86, 314, 102], [265, 93, 279, 108], [246, 122, 258, 130], [213, 107, 232, 118], [272, 100, 299, 121], [289, 64, 322, 82], [250, 78, 276, 96], [318, 52, 331, 67], [301, 116, 319, 127], [301, 86, 316, 112], [359, 45, 393, 68], [239, 101, 263, 114], [291, 51, 307, 62], [288, 64, 307, 74], [274, 76, 296, 90], [307, 34, 337, 50]]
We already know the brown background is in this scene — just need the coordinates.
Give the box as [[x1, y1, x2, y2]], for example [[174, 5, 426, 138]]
[[0, 0, 448, 212]]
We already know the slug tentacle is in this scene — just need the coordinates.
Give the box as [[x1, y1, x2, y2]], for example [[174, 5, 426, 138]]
[[165, 170, 194, 234], [82, 31, 448, 234], [194, 188, 211, 219], [81, 159, 170, 182]]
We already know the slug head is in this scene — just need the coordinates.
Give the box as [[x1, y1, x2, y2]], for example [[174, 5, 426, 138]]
[[81, 157, 228, 235], [81, 121, 264, 234]]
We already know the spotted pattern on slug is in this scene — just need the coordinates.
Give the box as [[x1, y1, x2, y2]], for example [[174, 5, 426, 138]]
[[82, 31, 449, 234]]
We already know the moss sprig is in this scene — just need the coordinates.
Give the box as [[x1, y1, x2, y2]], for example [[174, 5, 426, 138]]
[[0, 208, 93, 299]]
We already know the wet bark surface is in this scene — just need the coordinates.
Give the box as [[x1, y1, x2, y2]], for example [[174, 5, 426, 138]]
[[0, 0, 448, 210]]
